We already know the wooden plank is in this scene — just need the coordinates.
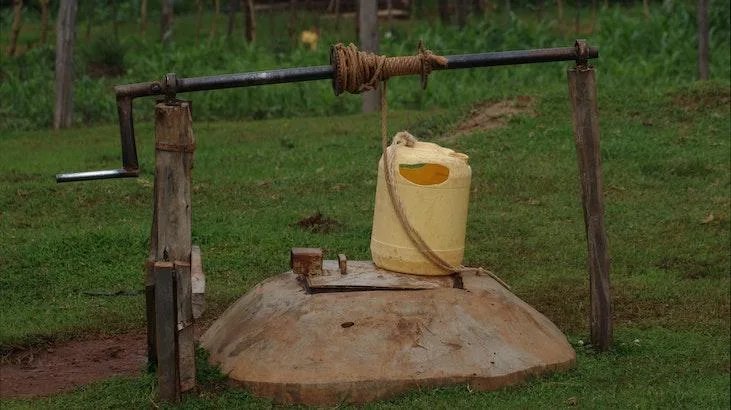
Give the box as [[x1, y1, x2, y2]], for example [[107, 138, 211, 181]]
[[191, 245, 205, 320], [306, 260, 456, 292], [568, 65, 613, 351], [175, 261, 195, 392], [144, 271, 156, 370], [152, 101, 196, 392], [154, 262, 179, 403]]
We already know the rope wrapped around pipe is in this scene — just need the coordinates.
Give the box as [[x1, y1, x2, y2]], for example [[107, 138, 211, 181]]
[[330, 42, 448, 96]]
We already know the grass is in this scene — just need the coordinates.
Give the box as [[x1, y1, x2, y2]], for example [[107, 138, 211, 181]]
[[1, 2, 730, 408], [1, 76, 729, 407]]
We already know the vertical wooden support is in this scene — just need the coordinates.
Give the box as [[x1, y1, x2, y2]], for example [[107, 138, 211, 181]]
[[154, 262, 179, 403], [359, 0, 379, 113], [148, 100, 197, 398], [568, 48, 613, 351]]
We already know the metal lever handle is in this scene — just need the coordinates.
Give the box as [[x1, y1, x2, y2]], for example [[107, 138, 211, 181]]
[[56, 95, 140, 183], [56, 169, 139, 183]]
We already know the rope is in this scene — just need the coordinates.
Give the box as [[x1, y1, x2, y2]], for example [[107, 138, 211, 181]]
[[331, 42, 448, 96]]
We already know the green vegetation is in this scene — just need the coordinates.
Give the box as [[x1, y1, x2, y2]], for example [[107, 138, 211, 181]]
[[1, 2, 729, 409], [1, 2, 730, 130]]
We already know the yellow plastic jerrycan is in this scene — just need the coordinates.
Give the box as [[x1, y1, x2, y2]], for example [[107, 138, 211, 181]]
[[370, 132, 471, 276]]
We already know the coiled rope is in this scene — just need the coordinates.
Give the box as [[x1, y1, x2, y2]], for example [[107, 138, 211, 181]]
[[331, 42, 509, 289]]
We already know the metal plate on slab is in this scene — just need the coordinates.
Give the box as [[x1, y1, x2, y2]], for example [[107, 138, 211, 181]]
[[305, 260, 459, 292]]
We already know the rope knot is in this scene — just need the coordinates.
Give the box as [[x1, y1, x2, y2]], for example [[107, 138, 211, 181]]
[[331, 42, 447, 96]]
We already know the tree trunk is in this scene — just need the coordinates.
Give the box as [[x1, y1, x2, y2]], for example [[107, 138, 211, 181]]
[[591, 0, 597, 31], [6, 0, 23, 57], [140, 0, 148, 35], [110, 0, 119, 40], [40, 0, 50, 45], [54, 0, 78, 130], [196, 0, 203, 43], [575, 0, 581, 34], [359, 0, 379, 113], [557, 0, 564, 32], [456, 0, 470, 27], [473, 0, 484, 16], [268, 0, 275, 38], [439, 0, 450, 24], [227, 0, 238, 37], [504, 0, 510, 15], [160, 0, 174, 45], [333, 0, 340, 32], [697, 0, 709, 80], [243, 0, 256, 43], [209, 0, 220, 42], [387, 0, 393, 30], [85, 2, 92, 40], [536, 0, 543, 21], [643, 0, 651, 19], [289, 0, 298, 47]]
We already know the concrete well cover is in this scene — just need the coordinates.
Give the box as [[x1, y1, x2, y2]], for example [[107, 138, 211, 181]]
[[201, 264, 575, 406]]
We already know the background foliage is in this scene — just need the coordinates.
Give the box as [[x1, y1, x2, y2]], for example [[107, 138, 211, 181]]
[[1, 1, 729, 130]]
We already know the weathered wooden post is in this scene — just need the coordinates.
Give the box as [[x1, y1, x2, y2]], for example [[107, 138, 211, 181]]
[[147, 100, 197, 401], [358, 0, 379, 113], [567, 40, 612, 351]]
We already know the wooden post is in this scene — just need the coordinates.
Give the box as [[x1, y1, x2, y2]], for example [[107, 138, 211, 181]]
[[154, 262, 179, 403], [359, 0, 379, 113], [148, 101, 197, 397], [697, 0, 709, 80], [54, 0, 78, 130], [568, 49, 612, 351]]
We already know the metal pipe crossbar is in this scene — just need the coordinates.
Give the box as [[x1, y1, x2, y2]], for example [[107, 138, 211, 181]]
[[56, 42, 598, 183]]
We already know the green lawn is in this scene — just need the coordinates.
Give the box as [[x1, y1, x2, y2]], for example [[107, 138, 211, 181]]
[[1, 75, 729, 407]]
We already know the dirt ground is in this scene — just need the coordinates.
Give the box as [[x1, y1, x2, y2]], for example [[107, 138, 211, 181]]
[[0, 331, 147, 398], [454, 96, 536, 136]]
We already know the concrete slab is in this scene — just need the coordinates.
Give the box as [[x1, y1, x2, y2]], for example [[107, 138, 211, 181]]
[[201, 266, 575, 406]]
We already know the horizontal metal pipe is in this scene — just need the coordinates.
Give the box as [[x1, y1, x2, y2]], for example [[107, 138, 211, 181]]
[[178, 65, 334, 93], [115, 46, 599, 99], [61, 43, 599, 183], [56, 169, 139, 183], [445, 46, 598, 69]]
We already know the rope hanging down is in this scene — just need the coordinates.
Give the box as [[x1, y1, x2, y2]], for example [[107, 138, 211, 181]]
[[330, 42, 508, 288]]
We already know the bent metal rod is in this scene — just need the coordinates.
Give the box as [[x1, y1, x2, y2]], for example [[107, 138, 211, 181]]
[[56, 41, 598, 183]]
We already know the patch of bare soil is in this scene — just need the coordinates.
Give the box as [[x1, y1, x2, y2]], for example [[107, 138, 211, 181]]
[[672, 87, 731, 112], [0, 332, 147, 398], [447, 96, 536, 141], [294, 211, 343, 233]]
